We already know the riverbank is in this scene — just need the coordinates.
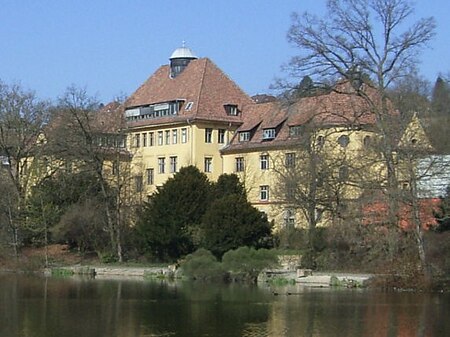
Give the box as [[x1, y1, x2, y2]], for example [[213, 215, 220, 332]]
[[46, 264, 373, 289], [2, 244, 449, 291]]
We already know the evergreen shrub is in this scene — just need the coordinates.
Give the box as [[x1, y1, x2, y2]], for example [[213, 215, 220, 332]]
[[180, 248, 225, 281], [222, 247, 278, 282]]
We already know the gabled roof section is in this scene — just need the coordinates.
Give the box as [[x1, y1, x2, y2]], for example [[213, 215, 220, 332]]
[[416, 114, 450, 154], [222, 81, 400, 154], [94, 101, 126, 133], [223, 102, 291, 153], [125, 58, 253, 127], [289, 89, 368, 127]]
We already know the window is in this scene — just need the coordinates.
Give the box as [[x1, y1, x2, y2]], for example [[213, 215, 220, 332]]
[[263, 128, 276, 140], [218, 129, 225, 144], [181, 128, 188, 143], [146, 168, 154, 185], [338, 135, 350, 148], [239, 131, 250, 142], [235, 157, 245, 172], [284, 208, 295, 228], [260, 154, 269, 170], [185, 101, 194, 111], [289, 126, 302, 137], [170, 156, 177, 173], [260, 185, 269, 201], [142, 133, 147, 147], [286, 183, 296, 200], [205, 128, 213, 143], [158, 131, 163, 145], [118, 136, 126, 148], [363, 135, 371, 148], [172, 129, 178, 144], [124, 100, 183, 121], [158, 157, 165, 174], [149, 132, 154, 146], [225, 104, 238, 116], [135, 175, 143, 192], [204, 157, 212, 173], [316, 136, 325, 148], [135, 134, 140, 147], [112, 161, 119, 175], [165, 130, 170, 145], [285, 153, 296, 168]]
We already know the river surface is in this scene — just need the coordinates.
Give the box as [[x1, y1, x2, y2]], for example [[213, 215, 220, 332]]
[[0, 273, 449, 337]]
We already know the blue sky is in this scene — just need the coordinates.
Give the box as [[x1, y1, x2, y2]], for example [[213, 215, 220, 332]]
[[1, 0, 449, 103]]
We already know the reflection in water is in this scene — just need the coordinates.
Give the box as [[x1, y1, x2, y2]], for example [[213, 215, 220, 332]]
[[0, 274, 448, 337]]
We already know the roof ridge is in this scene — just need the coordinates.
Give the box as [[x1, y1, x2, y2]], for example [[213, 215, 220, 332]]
[[194, 58, 208, 117]]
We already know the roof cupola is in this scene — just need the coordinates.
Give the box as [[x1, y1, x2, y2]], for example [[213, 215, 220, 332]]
[[169, 42, 198, 78]]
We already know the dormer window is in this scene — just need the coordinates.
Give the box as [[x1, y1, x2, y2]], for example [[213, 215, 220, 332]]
[[263, 128, 276, 140], [289, 126, 302, 137], [125, 100, 184, 121], [239, 131, 251, 142], [225, 104, 239, 116]]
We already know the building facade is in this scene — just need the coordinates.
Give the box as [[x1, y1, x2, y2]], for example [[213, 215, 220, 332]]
[[124, 46, 253, 199], [124, 46, 403, 230]]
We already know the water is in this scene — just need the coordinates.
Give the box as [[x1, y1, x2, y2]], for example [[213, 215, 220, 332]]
[[0, 273, 449, 337]]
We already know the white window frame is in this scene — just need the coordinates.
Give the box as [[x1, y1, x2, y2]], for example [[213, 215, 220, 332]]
[[135, 175, 143, 192], [205, 128, 213, 143], [181, 128, 187, 143], [260, 154, 269, 170], [165, 130, 170, 145], [170, 156, 177, 173], [149, 132, 154, 146], [285, 153, 296, 168], [158, 157, 165, 174], [262, 128, 276, 140], [142, 133, 147, 147], [218, 129, 225, 144], [204, 157, 212, 173], [135, 134, 140, 147], [172, 129, 178, 144], [235, 157, 245, 172], [260, 185, 269, 201], [239, 131, 250, 142], [284, 208, 295, 228], [146, 168, 154, 185]]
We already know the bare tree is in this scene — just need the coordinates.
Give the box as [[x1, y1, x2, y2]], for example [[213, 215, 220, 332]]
[[272, 122, 352, 265], [0, 81, 50, 256], [285, 0, 436, 275], [47, 86, 128, 262]]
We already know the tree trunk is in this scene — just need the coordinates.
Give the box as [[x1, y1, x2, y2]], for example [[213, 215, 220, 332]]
[[410, 167, 431, 280]]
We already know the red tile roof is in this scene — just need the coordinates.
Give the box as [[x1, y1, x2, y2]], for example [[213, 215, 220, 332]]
[[94, 101, 126, 133], [222, 81, 399, 154], [287, 82, 393, 127], [125, 58, 254, 127]]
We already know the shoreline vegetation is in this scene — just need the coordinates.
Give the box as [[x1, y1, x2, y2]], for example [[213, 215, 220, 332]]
[[1, 244, 449, 292]]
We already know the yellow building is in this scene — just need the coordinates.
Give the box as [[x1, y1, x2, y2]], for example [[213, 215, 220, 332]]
[[220, 82, 393, 230], [123, 45, 253, 198], [124, 47, 397, 230]]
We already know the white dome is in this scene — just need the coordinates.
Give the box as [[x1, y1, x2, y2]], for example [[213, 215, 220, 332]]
[[170, 45, 197, 60]]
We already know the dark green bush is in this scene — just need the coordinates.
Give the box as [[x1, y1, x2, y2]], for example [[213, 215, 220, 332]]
[[180, 249, 225, 281], [222, 247, 278, 282]]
